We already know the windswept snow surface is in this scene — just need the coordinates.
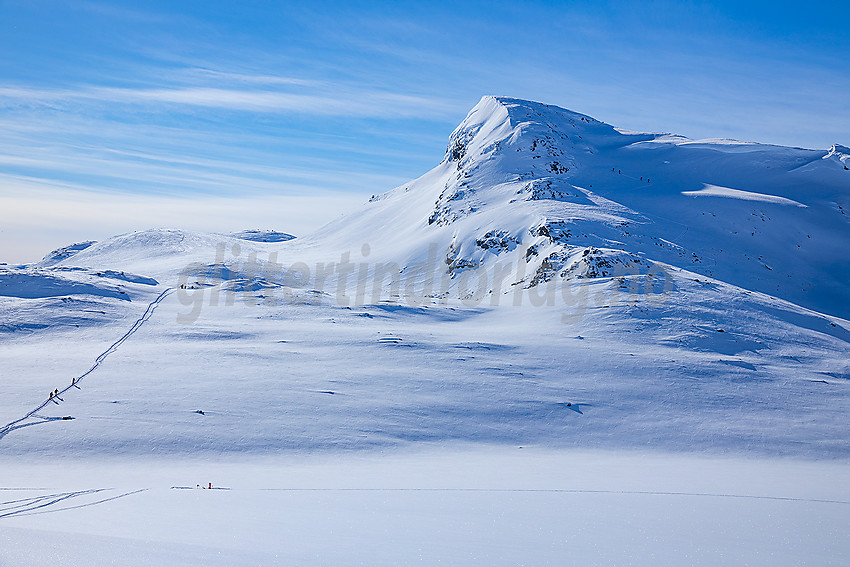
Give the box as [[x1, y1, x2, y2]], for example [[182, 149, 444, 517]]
[[2, 97, 850, 565], [36, 241, 96, 267], [682, 184, 808, 207], [226, 229, 296, 242]]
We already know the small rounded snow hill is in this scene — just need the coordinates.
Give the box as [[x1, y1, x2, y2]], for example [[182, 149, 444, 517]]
[[53, 229, 254, 280]]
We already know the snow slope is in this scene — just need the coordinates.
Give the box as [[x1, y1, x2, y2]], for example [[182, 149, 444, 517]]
[[1, 96, 849, 565]]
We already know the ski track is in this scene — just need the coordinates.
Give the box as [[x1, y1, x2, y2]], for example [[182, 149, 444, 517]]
[[1, 484, 844, 522], [0, 288, 174, 441], [0, 489, 148, 518], [251, 487, 850, 505]]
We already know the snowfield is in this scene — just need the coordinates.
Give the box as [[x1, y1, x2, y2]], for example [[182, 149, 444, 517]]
[[1, 96, 849, 565], [2, 451, 849, 566]]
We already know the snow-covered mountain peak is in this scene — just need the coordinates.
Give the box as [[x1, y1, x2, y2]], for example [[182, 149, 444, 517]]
[[328, 97, 850, 319], [443, 96, 621, 174], [424, 97, 617, 230]]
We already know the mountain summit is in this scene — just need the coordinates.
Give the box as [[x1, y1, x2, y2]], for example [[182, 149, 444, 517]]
[[301, 96, 849, 318]]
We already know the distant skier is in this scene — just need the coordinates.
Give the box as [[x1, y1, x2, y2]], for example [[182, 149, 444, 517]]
[[54, 388, 59, 397], [49, 391, 53, 399]]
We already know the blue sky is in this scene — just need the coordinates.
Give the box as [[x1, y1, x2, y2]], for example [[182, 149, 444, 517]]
[[1, 0, 847, 262]]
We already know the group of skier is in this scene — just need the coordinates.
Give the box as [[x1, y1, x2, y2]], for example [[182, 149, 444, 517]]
[[48, 377, 76, 402], [613, 167, 650, 183]]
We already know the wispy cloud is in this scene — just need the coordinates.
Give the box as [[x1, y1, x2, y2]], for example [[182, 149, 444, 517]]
[[0, 79, 461, 118], [0, 59, 454, 202], [184, 68, 320, 87], [0, 117, 413, 197]]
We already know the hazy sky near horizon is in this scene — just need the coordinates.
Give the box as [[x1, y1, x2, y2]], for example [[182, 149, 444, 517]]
[[1, 0, 848, 263]]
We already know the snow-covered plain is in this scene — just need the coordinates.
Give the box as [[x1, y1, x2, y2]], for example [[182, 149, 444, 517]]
[[2, 452, 849, 566], [1, 97, 849, 565]]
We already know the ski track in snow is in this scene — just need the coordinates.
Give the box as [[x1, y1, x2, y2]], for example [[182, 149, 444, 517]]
[[1, 484, 843, 522], [252, 487, 850, 505], [0, 288, 174, 442], [0, 489, 148, 518]]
